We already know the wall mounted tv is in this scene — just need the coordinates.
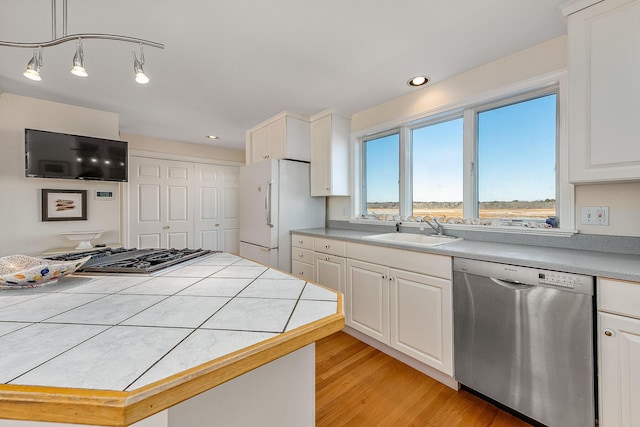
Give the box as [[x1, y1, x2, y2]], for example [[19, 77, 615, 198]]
[[25, 129, 128, 182]]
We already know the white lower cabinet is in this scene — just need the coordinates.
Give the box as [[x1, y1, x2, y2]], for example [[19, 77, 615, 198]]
[[314, 252, 346, 293], [598, 277, 640, 427], [292, 234, 454, 377], [346, 246, 453, 376], [389, 268, 452, 375], [346, 259, 389, 343]]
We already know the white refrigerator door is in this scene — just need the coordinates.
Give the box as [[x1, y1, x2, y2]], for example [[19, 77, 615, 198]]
[[239, 160, 279, 249]]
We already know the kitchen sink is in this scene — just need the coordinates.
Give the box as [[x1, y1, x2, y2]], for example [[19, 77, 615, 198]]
[[361, 233, 462, 247]]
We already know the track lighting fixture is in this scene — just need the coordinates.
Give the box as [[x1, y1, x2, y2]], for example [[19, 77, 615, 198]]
[[23, 47, 43, 81], [133, 44, 150, 84], [1, 0, 163, 83], [70, 38, 87, 77]]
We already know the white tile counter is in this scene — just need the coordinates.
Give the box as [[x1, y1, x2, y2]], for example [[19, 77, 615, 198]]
[[0, 253, 344, 426]]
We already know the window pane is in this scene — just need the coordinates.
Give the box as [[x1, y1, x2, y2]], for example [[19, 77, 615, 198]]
[[364, 133, 399, 216], [412, 118, 463, 219], [477, 94, 557, 220]]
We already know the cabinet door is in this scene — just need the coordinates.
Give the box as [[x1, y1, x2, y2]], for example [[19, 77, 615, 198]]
[[599, 312, 640, 427], [310, 115, 332, 196], [314, 253, 346, 294], [250, 126, 269, 163], [268, 116, 287, 160], [389, 269, 453, 375], [346, 259, 389, 343], [568, 0, 640, 182]]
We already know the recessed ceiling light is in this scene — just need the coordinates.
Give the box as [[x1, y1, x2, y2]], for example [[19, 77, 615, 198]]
[[407, 75, 429, 87], [206, 135, 220, 140]]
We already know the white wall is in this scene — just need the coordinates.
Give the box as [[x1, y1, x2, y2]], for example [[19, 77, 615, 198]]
[[0, 94, 122, 256]]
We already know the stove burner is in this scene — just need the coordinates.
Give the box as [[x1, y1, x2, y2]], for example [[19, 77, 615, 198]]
[[46, 248, 215, 274], [104, 259, 152, 269]]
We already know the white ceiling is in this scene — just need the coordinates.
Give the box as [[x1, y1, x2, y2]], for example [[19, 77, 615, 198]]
[[0, 0, 567, 151]]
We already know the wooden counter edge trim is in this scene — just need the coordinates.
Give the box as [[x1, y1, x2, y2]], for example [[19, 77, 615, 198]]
[[0, 294, 344, 427]]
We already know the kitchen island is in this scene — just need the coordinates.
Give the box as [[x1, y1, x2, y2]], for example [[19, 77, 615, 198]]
[[0, 252, 344, 426]]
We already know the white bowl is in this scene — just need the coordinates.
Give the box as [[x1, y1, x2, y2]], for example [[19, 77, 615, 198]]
[[0, 255, 91, 289], [60, 231, 105, 249]]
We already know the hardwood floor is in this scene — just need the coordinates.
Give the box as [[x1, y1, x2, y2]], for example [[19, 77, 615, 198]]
[[316, 332, 532, 427]]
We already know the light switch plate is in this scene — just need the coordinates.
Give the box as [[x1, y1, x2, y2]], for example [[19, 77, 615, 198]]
[[581, 206, 609, 225]]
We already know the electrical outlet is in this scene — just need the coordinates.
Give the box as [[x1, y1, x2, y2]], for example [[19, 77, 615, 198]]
[[581, 206, 609, 226]]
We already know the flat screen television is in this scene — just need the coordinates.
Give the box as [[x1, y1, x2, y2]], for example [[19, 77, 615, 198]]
[[25, 129, 128, 182]]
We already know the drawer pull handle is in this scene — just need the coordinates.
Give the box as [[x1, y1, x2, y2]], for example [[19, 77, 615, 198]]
[[325, 257, 329, 261], [325, 244, 330, 248], [298, 240, 304, 244], [603, 329, 615, 337], [382, 275, 386, 279]]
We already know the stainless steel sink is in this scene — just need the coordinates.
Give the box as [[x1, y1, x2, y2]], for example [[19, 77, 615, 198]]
[[361, 233, 462, 247]]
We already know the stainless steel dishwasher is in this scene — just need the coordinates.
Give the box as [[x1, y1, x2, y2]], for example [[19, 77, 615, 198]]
[[453, 258, 595, 427]]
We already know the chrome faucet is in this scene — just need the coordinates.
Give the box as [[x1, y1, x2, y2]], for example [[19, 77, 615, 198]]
[[423, 218, 444, 235]]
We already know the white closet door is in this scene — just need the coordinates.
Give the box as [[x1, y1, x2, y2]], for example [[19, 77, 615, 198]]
[[193, 164, 239, 253], [128, 157, 194, 249]]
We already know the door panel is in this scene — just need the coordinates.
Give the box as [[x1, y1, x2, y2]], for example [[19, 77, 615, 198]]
[[139, 234, 160, 249], [138, 185, 160, 222], [194, 164, 240, 253], [128, 157, 194, 249]]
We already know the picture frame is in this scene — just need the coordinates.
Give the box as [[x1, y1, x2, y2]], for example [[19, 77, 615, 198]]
[[41, 189, 87, 221]]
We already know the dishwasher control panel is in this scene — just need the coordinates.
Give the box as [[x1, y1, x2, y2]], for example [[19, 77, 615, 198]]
[[454, 258, 594, 295], [537, 272, 582, 289]]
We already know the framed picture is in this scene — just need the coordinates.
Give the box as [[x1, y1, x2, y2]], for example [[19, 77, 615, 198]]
[[42, 189, 87, 221]]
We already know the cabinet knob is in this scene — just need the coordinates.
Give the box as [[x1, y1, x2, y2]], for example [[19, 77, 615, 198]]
[[326, 187, 330, 190], [325, 244, 330, 249], [298, 254, 304, 258], [163, 226, 170, 230], [389, 277, 394, 281], [382, 274, 386, 279], [325, 256, 329, 261], [298, 240, 304, 244], [603, 329, 615, 337]]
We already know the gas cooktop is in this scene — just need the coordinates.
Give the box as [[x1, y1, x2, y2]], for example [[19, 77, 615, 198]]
[[46, 247, 214, 274]]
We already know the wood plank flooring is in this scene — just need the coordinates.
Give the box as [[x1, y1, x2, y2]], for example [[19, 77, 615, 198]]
[[316, 331, 532, 427]]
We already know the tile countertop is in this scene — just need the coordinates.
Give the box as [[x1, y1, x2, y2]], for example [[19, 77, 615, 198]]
[[0, 253, 344, 426], [292, 228, 640, 282]]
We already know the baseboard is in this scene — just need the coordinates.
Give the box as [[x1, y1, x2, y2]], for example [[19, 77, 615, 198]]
[[343, 326, 459, 390]]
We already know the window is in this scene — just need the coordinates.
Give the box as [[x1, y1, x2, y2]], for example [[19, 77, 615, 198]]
[[412, 117, 464, 219], [363, 132, 399, 216], [476, 93, 557, 220], [359, 87, 560, 227]]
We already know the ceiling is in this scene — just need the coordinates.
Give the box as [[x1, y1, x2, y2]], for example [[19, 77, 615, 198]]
[[0, 0, 567, 151]]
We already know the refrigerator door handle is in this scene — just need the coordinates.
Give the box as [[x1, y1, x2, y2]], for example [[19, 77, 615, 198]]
[[266, 180, 274, 228]]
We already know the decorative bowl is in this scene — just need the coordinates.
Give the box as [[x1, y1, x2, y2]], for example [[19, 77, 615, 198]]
[[0, 255, 91, 289], [60, 231, 105, 249]]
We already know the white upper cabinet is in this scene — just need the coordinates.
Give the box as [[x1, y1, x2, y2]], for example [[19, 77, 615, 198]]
[[245, 112, 310, 164], [310, 110, 351, 196], [565, 0, 640, 182]]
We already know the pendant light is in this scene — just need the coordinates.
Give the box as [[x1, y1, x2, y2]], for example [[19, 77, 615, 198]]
[[133, 44, 150, 84], [23, 47, 43, 81], [70, 38, 88, 77]]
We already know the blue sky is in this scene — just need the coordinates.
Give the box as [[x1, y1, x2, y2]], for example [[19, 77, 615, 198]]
[[365, 94, 557, 203]]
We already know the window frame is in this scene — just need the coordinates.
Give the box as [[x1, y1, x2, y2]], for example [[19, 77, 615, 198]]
[[352, 75, 574, 232]]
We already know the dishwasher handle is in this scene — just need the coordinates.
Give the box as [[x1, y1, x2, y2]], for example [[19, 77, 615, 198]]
[[490, 277, 535, 290]]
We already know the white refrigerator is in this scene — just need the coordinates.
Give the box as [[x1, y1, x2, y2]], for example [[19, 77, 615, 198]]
[[239, 159, 325, 272]]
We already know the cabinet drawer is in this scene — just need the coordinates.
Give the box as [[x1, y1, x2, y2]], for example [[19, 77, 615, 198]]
[[291, 234, 314, 250], [314, 237, 346, 257], [291, 260, 314, 280], [292, 247, 314, 264], [598, 277, 640, 319]]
